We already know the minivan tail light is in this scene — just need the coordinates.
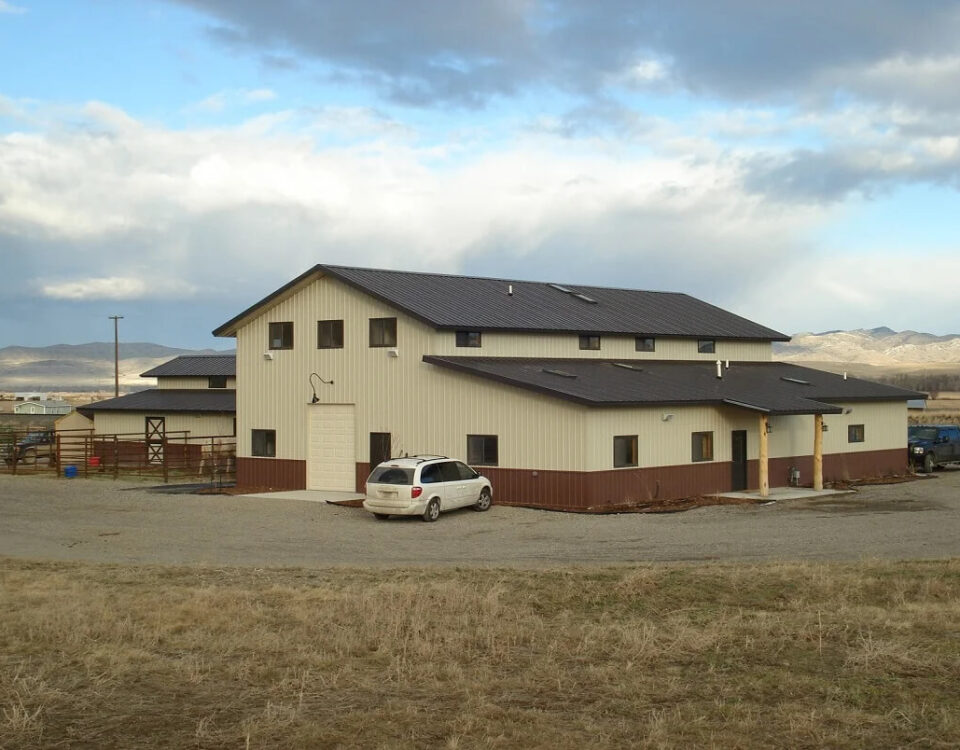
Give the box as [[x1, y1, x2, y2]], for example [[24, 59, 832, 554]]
[[411, 486, 423, 498]]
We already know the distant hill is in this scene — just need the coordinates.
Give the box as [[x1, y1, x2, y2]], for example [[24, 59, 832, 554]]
[[0, 342, 234, 392], [774, 328, 960, 367]]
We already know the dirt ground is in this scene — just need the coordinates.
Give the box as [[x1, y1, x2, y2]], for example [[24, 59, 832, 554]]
[[1, 471, 959, 567]]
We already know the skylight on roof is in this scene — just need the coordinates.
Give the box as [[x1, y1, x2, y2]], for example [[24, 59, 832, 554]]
[[548, 283, 573, 293], [781, 376, 811, 385], [612, 362, 643, 372], [573, 293, 597, 304], [542, 368, 577, 379]]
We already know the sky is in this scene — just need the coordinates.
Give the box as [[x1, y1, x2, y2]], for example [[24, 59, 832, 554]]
[[2, 0, 960, 349]]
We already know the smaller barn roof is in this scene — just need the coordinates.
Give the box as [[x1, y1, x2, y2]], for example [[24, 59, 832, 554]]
[[422, 357, 924, 415], [78, 389, 235, 416], [141, 355, 236, 378]]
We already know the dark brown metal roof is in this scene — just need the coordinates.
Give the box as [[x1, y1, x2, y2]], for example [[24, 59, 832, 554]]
[[78, 389, 235, 416], [422, 357, 923, 414], [141, 355, 236, 378], [214, 264, 790, 341]]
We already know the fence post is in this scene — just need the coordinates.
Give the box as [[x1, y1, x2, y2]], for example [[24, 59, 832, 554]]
[[55, 432, 61, 476], [162, 437, 168, 483], [113, 435, 119, 480]]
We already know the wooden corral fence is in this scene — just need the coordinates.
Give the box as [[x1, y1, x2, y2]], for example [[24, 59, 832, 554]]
[[0, 426, 236, 484]]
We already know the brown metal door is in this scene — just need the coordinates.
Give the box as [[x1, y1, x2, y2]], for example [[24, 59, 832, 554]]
[[370, 432, 391, 468], [731, 430, 747, 491], [145, 416, 165, 465]]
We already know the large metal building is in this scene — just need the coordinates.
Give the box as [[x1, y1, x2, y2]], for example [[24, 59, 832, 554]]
[[214, 265, 920, 509]]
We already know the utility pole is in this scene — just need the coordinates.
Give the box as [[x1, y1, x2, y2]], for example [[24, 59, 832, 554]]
[[108, 315, 123, 398]]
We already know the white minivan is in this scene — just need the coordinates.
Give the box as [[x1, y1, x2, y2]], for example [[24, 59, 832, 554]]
[[363, 455, 493, 522]]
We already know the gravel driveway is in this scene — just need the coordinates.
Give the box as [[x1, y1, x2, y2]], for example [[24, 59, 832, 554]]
[[1, 471, 958, 567]]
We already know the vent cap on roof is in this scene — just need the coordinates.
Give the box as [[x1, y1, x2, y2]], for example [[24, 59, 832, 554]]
[[542, 368, 577, 379]]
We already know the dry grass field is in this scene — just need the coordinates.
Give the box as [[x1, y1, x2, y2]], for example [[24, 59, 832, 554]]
[[2, 560, 959, 748]]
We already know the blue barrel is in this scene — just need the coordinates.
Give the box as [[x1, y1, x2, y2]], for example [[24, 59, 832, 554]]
[[64, 465, 78, 478]]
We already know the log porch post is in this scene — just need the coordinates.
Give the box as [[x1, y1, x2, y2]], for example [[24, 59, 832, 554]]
[[813, 413, 824, 491], [758, 413, 769, 498]]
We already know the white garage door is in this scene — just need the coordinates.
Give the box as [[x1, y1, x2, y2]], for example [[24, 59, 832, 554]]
[[307, 404, 356, 491]]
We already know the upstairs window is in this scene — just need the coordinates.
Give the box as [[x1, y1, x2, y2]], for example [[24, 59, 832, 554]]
[[636, 337, 655, 352], [251, 429, 276, 457], [467, 434, 499, 466], [697, 339, 716, 354], [318, 319, 344, 349], [692, 431, 714, 462], [369, 317, 397, 347], [848, 424, 865, 443], [614, 435, 638, 467], [269, 322, 293, 350], [579, 335, 601, 351], [456, 330, 482, 348], [208, 376, 228, 389]]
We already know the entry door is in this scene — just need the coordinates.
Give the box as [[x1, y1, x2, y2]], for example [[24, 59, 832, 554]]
[[145, 416, 165, 465], [731, 430, 747, 491], [370, 432, 391, 468], [307, 405, 356, 491]]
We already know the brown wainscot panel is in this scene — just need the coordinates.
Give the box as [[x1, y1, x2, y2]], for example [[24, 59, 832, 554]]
[[237, 457, 306, 491], [355, 462, 370, 493], [458, 447, 910, 512]]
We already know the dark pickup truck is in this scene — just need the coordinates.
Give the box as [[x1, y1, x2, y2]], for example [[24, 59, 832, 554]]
[[909, 425, 960, 473], [0, 430, 56, 466]]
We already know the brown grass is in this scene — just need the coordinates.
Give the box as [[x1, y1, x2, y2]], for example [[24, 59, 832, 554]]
[[2, 559, 959, 749]]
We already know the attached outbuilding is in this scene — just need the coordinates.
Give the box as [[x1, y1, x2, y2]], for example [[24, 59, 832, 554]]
[[213, 264, 920, 508]]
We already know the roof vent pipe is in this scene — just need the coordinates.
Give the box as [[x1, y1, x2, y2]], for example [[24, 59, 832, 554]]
[[725, 360, 730, 369], [508, 284, 513, 296], [843, 371, 848, 380], [716, 360, 722, 379]]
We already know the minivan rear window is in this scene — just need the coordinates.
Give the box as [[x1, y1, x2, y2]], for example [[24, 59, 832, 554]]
[[368, 466, 414, 484]]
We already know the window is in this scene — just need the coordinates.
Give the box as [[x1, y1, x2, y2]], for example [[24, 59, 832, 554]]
[[456, 330, 482, 348], [208, 375, 228, 389], [692, 431, 714, 462], [636, 337, 655, 352], [269, 322, 293, 350], [579, 335, 601, 350], [369, 317, 397, 347], [251, 429, 276, 457], [438, 461, 461, 482], [455, 461, 478, 480], [614, 435, 638, 468], [848, 424, 865, 443], [467, 435, 499, 466], [697, 339, 716, 354], [317, 319, 344, 349], [420, 464, 442, 484]]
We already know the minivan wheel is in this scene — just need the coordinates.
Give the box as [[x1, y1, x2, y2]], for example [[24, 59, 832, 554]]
[[924, 453, 936, 473], [422, 498, 441, 522], [474, 488, 492, 512]]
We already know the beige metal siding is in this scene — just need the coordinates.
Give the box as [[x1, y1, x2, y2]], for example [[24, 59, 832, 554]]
[[430, 332, 771, 360], [156, 377, 237, 390], [91, 412, 235, 437], [235, 274, 587, 470]]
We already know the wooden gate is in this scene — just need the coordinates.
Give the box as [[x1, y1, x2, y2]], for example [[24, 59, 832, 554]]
[[145, 416, 165, 465]]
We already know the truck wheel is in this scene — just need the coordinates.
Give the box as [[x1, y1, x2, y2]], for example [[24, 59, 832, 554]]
[[924, 453, 935, 473], [21, 448, 36, 466]]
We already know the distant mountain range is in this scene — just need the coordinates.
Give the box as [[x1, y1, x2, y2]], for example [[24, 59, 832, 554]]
[[0, 342, 234, 393], [2, 330, 957, 392], [773, 327, 960, 367]]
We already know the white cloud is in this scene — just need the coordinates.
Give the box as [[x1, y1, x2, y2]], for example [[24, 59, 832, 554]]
[[0, 1, 26, 14], [191, 88, 279, 113], [41, 276, 198, 301]]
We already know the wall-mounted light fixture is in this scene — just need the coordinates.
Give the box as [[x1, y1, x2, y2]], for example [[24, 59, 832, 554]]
[[765, 422, 773, 434], [843, 408, 853, 415], [309, 372, 334, 403], [661, 413, 674, 422]]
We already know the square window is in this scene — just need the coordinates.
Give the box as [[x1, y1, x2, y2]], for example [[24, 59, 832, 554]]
[[318, 319, 344, 349], [369, 317, 397, 347], [636, 337, 655, 352], [692, 431, 714, 462], [848, 424, 865, 443], [614, 435, 638, 467], [269, 322, 294, 350], [579, 335, 601, 350], [208, 375, 228, 389], [251, 429, 276, 457], [467, 434, 498, 466], [697, 339, 716, 354], [456, 330, 482, 348]]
